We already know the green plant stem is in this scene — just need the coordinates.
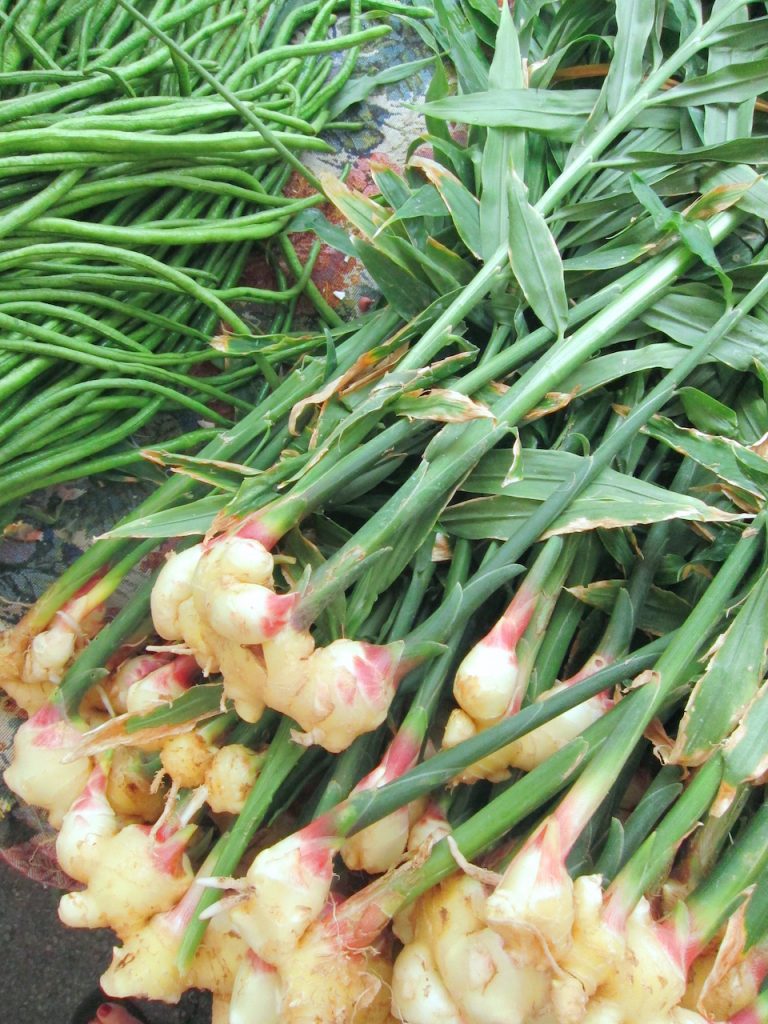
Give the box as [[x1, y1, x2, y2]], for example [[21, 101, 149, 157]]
[[177, 716, 305, 970]]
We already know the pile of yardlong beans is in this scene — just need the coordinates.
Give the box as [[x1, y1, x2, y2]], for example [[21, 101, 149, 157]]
[[0, 0, 419, 517]]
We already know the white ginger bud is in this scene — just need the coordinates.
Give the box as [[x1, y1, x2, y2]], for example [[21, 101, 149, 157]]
[[391, 940, 464, 1023], [193, 535, 274, 596], [216, 638, 267, 724], [485, 818, 575, 964], [206, 583, 296, 646], [111, 654, 170, 714], [453, 594, 535, 724], [23, 623, 77, 686], [151, 544, 204, 641], [453, 636, 521, 723], [3, 703, 91, 827], [229, 952, 283, 1024], [59, 823, 193, 936], [229, 823, 335, 963], [160, 732, 214, 790], [56, 763, 119, 884], [295, 640, 402, 753], [205, 744, 262, 815], [407, 802, 452, 856], [342, 734, 423, 874], [124, 655, 198, 715]]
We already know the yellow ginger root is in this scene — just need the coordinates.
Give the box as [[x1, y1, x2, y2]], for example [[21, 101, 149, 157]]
[[581, 897, 687, 1023], [341, 800, 425, 875], [106, 746, 165, 822], [263, 630, 404, 753], [205, 743, 263, 815], [498, 692, 607, 773], [3, 702, 91, 827], [102, 905, 246, 1003], [260, 625, 315, 712], [229, 952, 283, 1024], [176, 595, 221, 674], [555, 875, 624, 1008], [394, 874, 552, 1024], [58, 823, 193, 936], [486, 819, 576, 965], [160, 732, 214, 790], [228, 820, 335, 963], [441, 708, 514, 784], [292, 639, 403, 753], [192, 536, 275, 608], [215, 637, 267, 723], [151, 544, 205, 641], [56, 763, 120, 884], [442, 694, 605, 785], [271, 920, 396, 1024], [196, 537, 292, 647], [391, 939, 465, 1023]]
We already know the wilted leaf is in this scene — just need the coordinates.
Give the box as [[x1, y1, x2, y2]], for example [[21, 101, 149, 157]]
[[411, 155, 483, 258], [441, 448, 740, 540], [70, 684, 225, 758], [641, 414, 768, 503], [723, 677, 768, 788], [670, 566, 768, 766], [396, 388, 495, 423]]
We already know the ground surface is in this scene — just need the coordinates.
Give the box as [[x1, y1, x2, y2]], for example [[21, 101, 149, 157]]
[[0, 861, 210, 1024]]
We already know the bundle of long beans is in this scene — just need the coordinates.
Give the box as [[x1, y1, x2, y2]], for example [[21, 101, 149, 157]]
[[0, 0, 425, 518], [6, 1, 768, 1022]]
